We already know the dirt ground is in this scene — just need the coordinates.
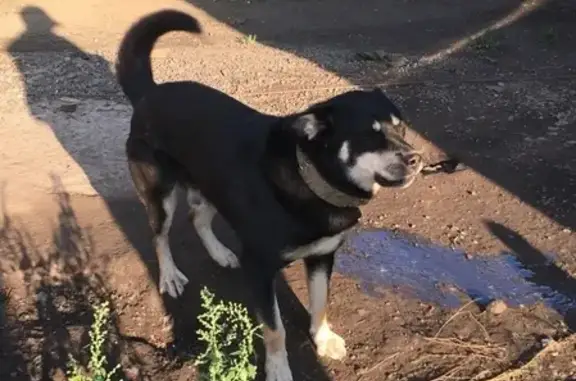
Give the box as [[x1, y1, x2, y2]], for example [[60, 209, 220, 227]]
[[1, 0, 576, 380]]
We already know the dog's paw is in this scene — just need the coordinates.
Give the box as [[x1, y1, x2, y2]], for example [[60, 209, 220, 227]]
[[265, 352, 293, 381], [313, 324, 347, 360], [159, 266, 189, 298], [210, 246, 240, 269]]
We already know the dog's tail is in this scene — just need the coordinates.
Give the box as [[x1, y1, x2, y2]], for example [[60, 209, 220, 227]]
[[116, 10, 201, 105]]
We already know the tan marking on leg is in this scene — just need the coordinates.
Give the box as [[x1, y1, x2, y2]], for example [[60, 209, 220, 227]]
[[307, 268, 346, 360], [260, 297, 293, 381], [262, 323, 285, 354]]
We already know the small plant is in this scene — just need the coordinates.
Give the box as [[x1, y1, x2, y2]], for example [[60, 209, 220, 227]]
[[194, 287, 261, 381], [239, 34, 257, 44], [67, 301, 122, 381]]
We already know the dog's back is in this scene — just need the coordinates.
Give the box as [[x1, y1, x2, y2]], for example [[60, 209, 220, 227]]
[[116, 10, 275, 173]]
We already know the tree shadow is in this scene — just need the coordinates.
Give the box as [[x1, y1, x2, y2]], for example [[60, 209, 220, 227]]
[[181, 0, 576, 232], [6, 6, 332, 380], [0, 279, 29, 380], [485, 220, 576, 332], [0, 177, 130, 381]]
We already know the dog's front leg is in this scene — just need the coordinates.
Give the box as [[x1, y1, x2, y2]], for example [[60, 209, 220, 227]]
[[245, 264, 293, 381], [304, 253, 347, 360]]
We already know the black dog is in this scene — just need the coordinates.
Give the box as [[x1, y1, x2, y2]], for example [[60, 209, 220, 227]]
[[116, 10, 424, 381]]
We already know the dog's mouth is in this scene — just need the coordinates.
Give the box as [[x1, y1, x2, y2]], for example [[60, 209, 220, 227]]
[[374, 159, 424, 189], [374, 172, 418, 189]]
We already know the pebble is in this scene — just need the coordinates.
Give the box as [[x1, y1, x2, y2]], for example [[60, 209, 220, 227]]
[[487, 299, 508, 315], [125, 367, 140, 381], [59, 96, 80, 104], [541, 337, 553, 347]]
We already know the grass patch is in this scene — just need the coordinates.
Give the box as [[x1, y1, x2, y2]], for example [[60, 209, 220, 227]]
[[66, 287, 260, 381]]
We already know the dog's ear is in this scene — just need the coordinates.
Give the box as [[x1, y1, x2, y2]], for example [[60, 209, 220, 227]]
[[290, 108, 332, 140]]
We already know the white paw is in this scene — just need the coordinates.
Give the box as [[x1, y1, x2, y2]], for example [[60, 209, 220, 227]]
[[209, 246, 240, 269], [265, 351, 293, 381], [313, 324, 347, 360], [159, 264, 189, 298]]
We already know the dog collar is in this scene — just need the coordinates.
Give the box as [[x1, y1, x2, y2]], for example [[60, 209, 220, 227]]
[[295, 145, 370, 208]]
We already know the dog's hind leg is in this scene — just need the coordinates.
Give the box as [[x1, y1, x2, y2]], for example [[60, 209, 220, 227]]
[[127, 139, 189, 298], [186, 188, 239, 268]]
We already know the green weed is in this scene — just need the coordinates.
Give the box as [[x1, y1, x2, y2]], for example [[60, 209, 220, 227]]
[[67, 301, 122, 381], [239, 34, 258, 44], [194, 287, 261, 381]]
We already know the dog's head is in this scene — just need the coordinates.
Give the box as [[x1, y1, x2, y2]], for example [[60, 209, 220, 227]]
[[289, 88, 423, 201]]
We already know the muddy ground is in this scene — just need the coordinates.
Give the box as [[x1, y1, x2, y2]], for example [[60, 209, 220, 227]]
[[1, 0, 576, 380]]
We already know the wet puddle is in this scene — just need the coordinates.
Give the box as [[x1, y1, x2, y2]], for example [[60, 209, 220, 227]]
[[335, 228, 576, 313]]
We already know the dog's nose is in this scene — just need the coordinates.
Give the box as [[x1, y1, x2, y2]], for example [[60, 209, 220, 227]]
[[403, 152, 422, 169]]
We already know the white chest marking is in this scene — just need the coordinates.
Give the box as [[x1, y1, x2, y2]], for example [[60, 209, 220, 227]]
[[282, 233, 345, 261]]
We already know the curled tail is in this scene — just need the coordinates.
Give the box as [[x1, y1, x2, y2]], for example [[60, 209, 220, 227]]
[[116, 10, 201, 105]]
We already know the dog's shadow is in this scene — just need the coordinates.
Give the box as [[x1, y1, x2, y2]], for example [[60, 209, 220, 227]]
[[485, 221, 576, 331], [6, 6, 332, 380], [128, 189, 332, 380]]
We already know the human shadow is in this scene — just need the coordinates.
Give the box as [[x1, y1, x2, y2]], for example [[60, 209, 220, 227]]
[[181, 0, 576, 232], [7, 6, 332, 380], [485, 220, 576, 332]]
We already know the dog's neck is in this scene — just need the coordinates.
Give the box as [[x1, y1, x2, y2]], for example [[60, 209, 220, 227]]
[[295, 145, 371, 208]]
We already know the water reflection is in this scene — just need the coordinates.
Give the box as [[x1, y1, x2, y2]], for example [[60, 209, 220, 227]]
[[336, 228, 576, 314]]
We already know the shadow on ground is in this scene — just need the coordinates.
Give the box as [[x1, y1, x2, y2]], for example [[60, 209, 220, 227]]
[[0, 178, 129, 381], [0, 275, 28, 380]]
